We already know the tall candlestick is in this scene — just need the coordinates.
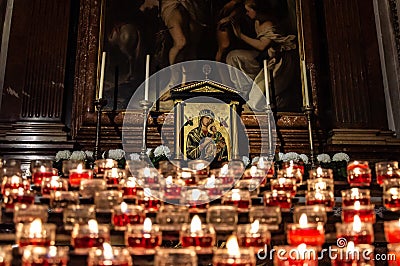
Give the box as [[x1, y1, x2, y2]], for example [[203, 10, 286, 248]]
[[145, 54, 150, 101], [98, 52, 106, 99], [301, 59, 310, 107], [263, 60, 270, 106]]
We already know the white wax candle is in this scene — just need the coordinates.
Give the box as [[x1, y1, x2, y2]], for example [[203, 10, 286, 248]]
[[263, 60, 270, 106], [301, 60, 310, 107], [98, 52, 106, 99], [145, 54, 150, 101]]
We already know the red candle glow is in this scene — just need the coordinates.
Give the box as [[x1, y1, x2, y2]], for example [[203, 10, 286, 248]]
[[121, 177, 142, 198], [385, 219, 400, 243], [69, 164, 92, 187], [87, 243, 132, 266], [306, 190, 335, 211], [16, 218, 56, 248], [32, 165, 55, 186], [213, 235, 256, 266], [237, 220, 271, 249], [264, 191, 291, 210], [270, 178, 296, 197], [41, 176, 68, 196], [342, 201, 375, 223], [112, 203, 145, 230], [180, 215, 216, 253], [125, 218, 162, 254], [287, 213, 325, 247], [274, 244, 318, 266], [71, 220, 110, 254], [347, 161, 371, 186], [341, 188, 371, 207], [376, 161, 399, 185], [384, 187, 400, 211], [336, 215, 374, 244], [222, 189, 251, 211]]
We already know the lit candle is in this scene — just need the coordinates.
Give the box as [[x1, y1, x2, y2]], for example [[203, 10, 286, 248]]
[[112, 203, 145, 230], [336, 215, 374, 244], [301, 59, 310, 107], [264, 191, 291, 210], [16, 218, 56, 248], [69, 164, 92, 187], [384, 187, 400, 211], [213, 235, 256, 265], [287, 213, 325, 247], [347, 161, 372, 186], [137, 188, 162, 212], [222, 189, 251, 211], [341, 188, 371, 207], [180, 215, 216, 253], [263, 60, 270, 106], [126, 217, 162, 253], [88, 243, 132, 266], [274, 244, 318, 266], [71, 219, 110, 254], [98, 52, 106, 99], [236, 220, 271, 250], [342, 201, 375, 223], [385, 219, 400, 243], [145, 54, 150, 101]]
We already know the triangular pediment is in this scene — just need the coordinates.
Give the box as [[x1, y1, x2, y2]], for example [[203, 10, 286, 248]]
[[170, 80, 241, 95]]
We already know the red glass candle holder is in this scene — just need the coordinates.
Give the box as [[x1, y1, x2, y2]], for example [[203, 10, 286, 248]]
[[137, 188, 162, 212], [203, 175, 226, 198], [347, 161, 372, 186], [178, 168, 197, 186], [385, 220, 400, 243], [180, 215, 216, 254], [71, 221, 110, 254], [273, 244, 318, 266], [341, 188, 371, 207], [331, 243, 374, 266], [236, 221, 271, 249], [16, 219, 56, 249], [308, 167, 333, 179], [41, 176, 68, 197], [307, 178, 334, 192], [210, 165, 235, 185], [293, 205, 327, 224], [263, 191, 291, 211], [104, 168, 127, 187], [94, 159, 118, 178], [156, 205, 189, 234], [162, 176, 184, 200], [213, 241, 256, 266], [22, 246, 69, 266], [1, 172, 30, 195], [30, 160, 55, 186], [270, 178, 296, 197], [282, 160, 305, 175], [221, 189, 251, 211], [112, 203, 145, 230], [376, 161, 399, 185], [181, 188, 210, 213], [306, 190, 335, 211], [255, 157, 274, 179], [138, 167, 161, 185], [3, 189, 35, 210], [234, 180, 260, 197], [94, 190, 123, 212], [242, 166, 266, 186], [342, 204, 375, 223], [384, 187, 400, 212], [387, 243, 400, 266], [336, 219, 374, 244], [125, 219, 162, 254], [287, 223, 325, 247], [62, 160, 84, 178], [88, 243, 132, 266], [121, 177, 143, 198], [69, 168, 93, 187], [0, 246, 12, 266], [188, 160, 210, 180]]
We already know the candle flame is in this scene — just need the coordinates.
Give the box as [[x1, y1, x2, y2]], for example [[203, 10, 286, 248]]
[[120, 202, 128, 213], [144, 188, 152, 197], [191, 189, 201, 201], [143, 167, 151, 177], [315, 181, 326, 190], [315, 191, 323, 201], [166, 176, 173, 185], [126, 177, 137, 187], [258, 157, 265, 169], [350, 188, 359, 198], [317, 167, 323, 176], [103, 243, 114, 260], [232, 190, 241, 201], [195, 163, 205, 171], [77, 164, 83, 173], [50, 177, 60, 188], [299, 213, 308, 228], [250, 220, 260, 234], [250, 166, 257, 176], [205, 175, 215, 188], [190, 215, 202, 233], [278, 178, 286, 185], [111, 168, 119, 178], [88, 219, 99, 234], [352, 215, 361, 232], [105, 159, 115, 168], [40, 165, 46, 173], [354, 168, 361, 175], [354, 201, 360, 210], [49, 246, 57, 257], [181, 171, 192, 179], [388, 167, 393, 175], [143, 218, 152, 232], [221, 164, 229, 176], [11, 175, 20, 184], [29, 218, 43, 238], [226, 235, 241, 258], [297, 243, 307, 259]]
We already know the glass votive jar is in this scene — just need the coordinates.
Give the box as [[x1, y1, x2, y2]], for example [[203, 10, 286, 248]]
[[270, 177, 297, 197], [156, 205, 189, 233], [120, 177, 143, 198], [138, 167, 160, 185], [79, 179, 107, 199], [341, 188, 371, 207], [63, 204, 96, 231], [104, 168, 127, 187], [1, 170, 30, 194], [282, 160, 305, 176], [3, 189, 35, 210], [307, 178, 334, 192], [236, 220, 271, 249], [154, 248, 197, 266], [49, 191, 79, 212], [112, 203, 145, 230], [87, 243, 132, 266], [161, 176, 185, 201], [242, 166, 266, 186], [94, 159, 118, 178], [336, 216, 374, 244], [249, 206, 281, 227], [69, 167, 93, 187], [210, 166, 234, 185], [137, 188, 162, 212], [178, 168, 197, 186], [41, 176, 68, 197], [347, 161, 372, 186], [384, 187, 400, 212], [125, 218, 162, 254], [263, 191, 291, 211], [221, 189, 251, 211], [22, 246, 69, 266], [180, 215, 216, 254], [2, 158, 21, 169], [287, 216, 325, 247], [0, 246, 12, 266], [95, 190, 123, 212], [385, 219, 400, 243], [342, 203, 375, 223], [308, 167, 333, 179], [213, 236, 256, 266], [383, 178, 400, 191], [14, 204, 48, 223], [187, 160, 209, 180], [30, 160, 55, 186], [387, 243, 400, 266], [234, 179, 260, 197], [62, 160, 84, 178], [306, 190, 335, 211], [206, 206, 237, 232], [273, 244, 318, 266], [256, 157, 274, 179], [16, 218, 56, 248], [293, 205, 327, 224], [203, 175, 226, 199], [277, 168, 303, 184], [71, 220, 110, 254], [376, 161, 399, 185], [181, 188, 210, 212], [331, 242, 374, 266]]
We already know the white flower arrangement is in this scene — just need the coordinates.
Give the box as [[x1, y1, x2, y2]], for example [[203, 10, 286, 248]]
[[55, 150, 71, 162], [130, 153, 141, 161], [242, 156, 250, 167], [282, 152, 300, 162], [84, 150, 94, 161], [332, 152, 350, 162], [70, 151, 86, 161], [153, 145, 171, 158], [278, 152, 285, 161], [317, 153, 331, 163], [299, 154, 309, 164], [107, 149, 125, 160]]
